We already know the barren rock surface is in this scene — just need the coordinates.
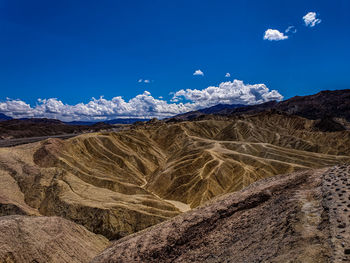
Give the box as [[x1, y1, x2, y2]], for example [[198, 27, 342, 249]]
[[92, 166, 350, 262], [0, 215, 109, 263], [322, 165, 350, 262]]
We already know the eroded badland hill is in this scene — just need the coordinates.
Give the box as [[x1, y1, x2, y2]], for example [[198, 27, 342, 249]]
[[1, 111, 350, 262]]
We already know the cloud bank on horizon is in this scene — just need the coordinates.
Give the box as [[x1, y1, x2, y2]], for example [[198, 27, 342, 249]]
[[0, 80, 283, 121]]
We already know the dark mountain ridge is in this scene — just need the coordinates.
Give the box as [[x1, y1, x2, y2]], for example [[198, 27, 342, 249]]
[[172, 89, 350, 123], [0, 118, 114, 139], [66, 118, 150, 125], [172, 103, 246, 121], [0, 113, 12, 121]]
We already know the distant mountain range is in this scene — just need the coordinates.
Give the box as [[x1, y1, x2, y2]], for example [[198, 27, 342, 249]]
[[0, 116, 154, 139], [0, 114, 151, 139], [0, 113, 12, 121], [171, 104, 246, 121], [66, 118, 150, 125], [172, 89, 350, 123], [0, 112, 150, 125], [0, 118, 114, 139]]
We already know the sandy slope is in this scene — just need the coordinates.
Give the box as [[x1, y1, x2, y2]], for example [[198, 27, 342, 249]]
[[0, 215, 108, 263]]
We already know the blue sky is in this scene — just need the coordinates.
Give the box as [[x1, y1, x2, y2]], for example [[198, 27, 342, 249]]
[[0, 0, 349, 120]]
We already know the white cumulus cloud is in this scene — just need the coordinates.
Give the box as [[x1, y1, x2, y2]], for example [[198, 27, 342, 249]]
[[225, 73, 231, 77], [172, 79, 283, 108], [264, 29, 288, 41], [0, 80, 283, 121], [193, 69, 204, 76], [303, 12, 321, 27]]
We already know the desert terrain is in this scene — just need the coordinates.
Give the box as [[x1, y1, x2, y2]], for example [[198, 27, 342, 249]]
[[0, 108, 350, 262], [1, 0, 348, 261]]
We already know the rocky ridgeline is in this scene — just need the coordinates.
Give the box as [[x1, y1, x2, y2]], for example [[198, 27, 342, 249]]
[[323, 165, 350, 262]]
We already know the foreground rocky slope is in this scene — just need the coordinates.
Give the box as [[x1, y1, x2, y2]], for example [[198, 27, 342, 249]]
[[92, 165, 350, 262], [0, 215, 108, 263], [0, 112, 349, 242]]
